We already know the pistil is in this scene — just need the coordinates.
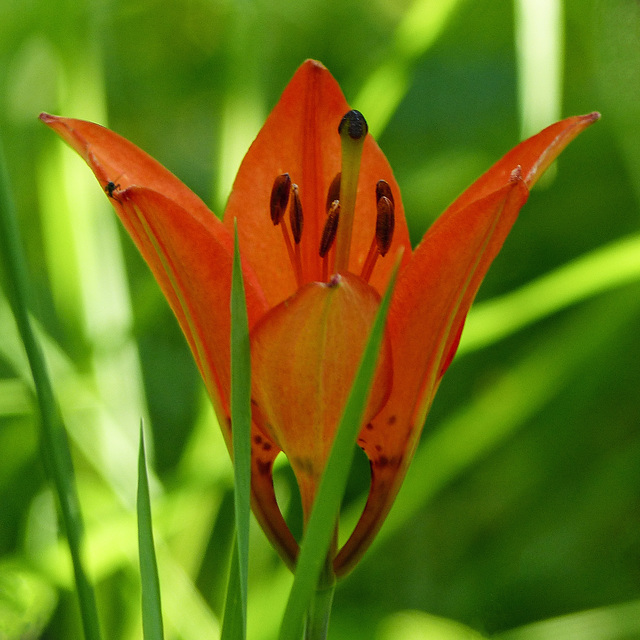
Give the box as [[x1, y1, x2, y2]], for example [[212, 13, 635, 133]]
[[333, 110, 368, 273]]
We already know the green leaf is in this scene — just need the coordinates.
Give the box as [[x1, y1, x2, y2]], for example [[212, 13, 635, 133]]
[[277, 257, 402, 640], [377, 610, 488, 639], [0, 139, 102, 640], [221, 540, 245, 640], [0, 563, 57, 640], [495, 598, 640, 640], [137, 424, 164, 640], [221, 223, 252, 639]]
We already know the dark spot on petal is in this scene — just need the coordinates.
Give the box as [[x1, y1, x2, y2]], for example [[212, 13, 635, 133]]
[[293, 456, 315, 475], [365, 422, 374, 431], [375, 444, 382, 452], [374, 455, 401, 469], [256, 459, 272, 476], [262, 442, 272, 452], [254, 434, 263, 445]]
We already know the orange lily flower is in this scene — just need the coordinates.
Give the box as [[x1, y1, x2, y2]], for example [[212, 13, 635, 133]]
[[41, 60, 598, 578]]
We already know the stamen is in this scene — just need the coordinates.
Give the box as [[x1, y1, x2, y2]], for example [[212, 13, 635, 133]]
[[325, 172, 341, 212], [270, 173, 291, 224], [334, 110, 368, 273], [270, 173, 303, 288], [319, 200, 340, 282], [375, 195, 394, 256], [361, 182, 396, 283], [375, 179, 394, 207], [290, 184, 303, 244], [290, 184, 304, 285]]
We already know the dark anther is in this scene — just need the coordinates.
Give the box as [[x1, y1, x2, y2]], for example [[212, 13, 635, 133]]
[[319, 201, 340, 257], [325, 173, 341, 212], [376, 196, 395, 256], [338, 110, 368, 140], [375, 179, 394, 206], [290, 184, 303, 244], [270, 173, 291, 225]]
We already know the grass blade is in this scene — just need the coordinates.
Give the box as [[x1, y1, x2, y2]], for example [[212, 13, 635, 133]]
[[277, 257, 401, 640], [137, 424, 164, 640], [0, 141, 102, 639], [221, 539, 244, 640], [221, 223, 252, 639]]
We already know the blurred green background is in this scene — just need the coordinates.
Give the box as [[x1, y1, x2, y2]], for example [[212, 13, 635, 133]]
[[1, 0, 639, 638]]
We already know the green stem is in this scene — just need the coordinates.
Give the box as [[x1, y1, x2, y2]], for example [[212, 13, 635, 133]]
[[303, 530, 336, 640], [0, 140, 102, 639], [304, 582, 336, 640]]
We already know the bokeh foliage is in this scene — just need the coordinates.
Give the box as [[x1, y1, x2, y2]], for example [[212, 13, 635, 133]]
[[1, 0, 639, 638]]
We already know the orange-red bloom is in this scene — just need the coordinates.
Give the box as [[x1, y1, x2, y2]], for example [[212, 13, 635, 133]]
[[41, 60, 598, 577]]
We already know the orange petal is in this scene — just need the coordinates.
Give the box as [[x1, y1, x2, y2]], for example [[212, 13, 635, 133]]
[[250, 272, 392, 520], [335, 178, 528, 576], [40, 114, 270, 435], [42, 112, 293, 566], [445, 112, 600, 218], [39, 113, 216, 228], [250, 436, 298, 571], [118, 188, 268, 433], [223, 60, 411, 305], [336, 113, 600, 576]]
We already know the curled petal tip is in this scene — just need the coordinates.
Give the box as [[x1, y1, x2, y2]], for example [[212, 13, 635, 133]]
[[302, 58, 327, 71]]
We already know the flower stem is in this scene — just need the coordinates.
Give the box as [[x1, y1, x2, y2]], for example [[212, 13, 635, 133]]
[[304, 527, 337, 640], [304, 581, 335, 640]]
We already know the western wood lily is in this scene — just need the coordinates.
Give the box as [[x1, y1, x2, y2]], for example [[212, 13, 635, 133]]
[[41, 59, 598, 578]]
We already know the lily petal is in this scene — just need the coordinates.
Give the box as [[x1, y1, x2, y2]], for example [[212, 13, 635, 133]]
[[40, 114, 269, 439], [336, 112, 600, 575], [250, 273, 392, 520], [445, 112, 601, 218], [336, 179, 527, 575], [39, 112, 215, 225], [223, 60, 412, 304], [122, 189, 270, 425]]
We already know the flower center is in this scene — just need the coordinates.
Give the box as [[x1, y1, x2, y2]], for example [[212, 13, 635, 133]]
[[268, 110, 395, 287]]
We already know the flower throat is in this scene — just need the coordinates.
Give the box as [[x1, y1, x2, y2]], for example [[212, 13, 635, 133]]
[[269, 110, 395, 287]]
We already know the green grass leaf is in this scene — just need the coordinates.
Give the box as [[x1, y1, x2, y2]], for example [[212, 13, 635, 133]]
[[221, 540, 245, 640], [0, 140, 102, 640], [221, 223, 252, 639], [277, 257, 402, 640], [137, 424, 164, 640]]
